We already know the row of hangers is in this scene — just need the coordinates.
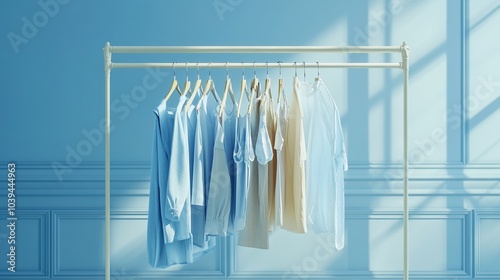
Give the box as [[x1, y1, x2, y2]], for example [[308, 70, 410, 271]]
[[163, 62, 321, 117]]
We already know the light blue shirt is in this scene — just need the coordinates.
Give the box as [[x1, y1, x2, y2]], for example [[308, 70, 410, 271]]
[[222, 105, 238, 232], [191, 91, 218, 247], [232, 114, 255, 231], [148, 96, 215, 268], [205, 116, 232, 235], [147, 97, 193, 267]]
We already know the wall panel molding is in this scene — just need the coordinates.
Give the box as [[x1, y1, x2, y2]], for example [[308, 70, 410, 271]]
[[474, 210, 500, 278], [52, 210, 103, 277], [52, 210, 226, 278], [230, 210, 472, 279], [0, 210, 50, 278], [2, 161, 499, 182], [2, 162, 499, 198]]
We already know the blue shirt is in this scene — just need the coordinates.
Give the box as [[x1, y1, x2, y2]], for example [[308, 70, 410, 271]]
[[232, 114, 255, 231], [191, 91, 218, 247], [147, 97, 193, 267], [148, 96, 215, 268]]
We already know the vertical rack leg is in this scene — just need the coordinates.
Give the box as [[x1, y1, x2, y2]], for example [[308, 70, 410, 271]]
[[401, 42, 410, 280], [104, 42, 111, 280]]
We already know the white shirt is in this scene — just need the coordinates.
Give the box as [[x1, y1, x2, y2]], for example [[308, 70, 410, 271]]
[[298, 78, 348, 250]]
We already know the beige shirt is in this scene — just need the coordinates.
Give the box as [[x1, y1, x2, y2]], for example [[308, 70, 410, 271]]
[[282, 77, 307, 234], [265, 88, 277, 232]]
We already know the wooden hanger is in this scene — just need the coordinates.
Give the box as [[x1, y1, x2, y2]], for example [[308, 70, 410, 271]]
[[184, 63, 202, 112], [164, 62, 183, 101], [237, 63, 251, 116], [246, 63, 259, 116], [277, 78, 284, 104], [277, 61, 283, 103], [180, 62, 191, 96], [196, 63, 221, 109], [264, 62, 273, 100], [219, 63, 236, 117], [264, 77, 272, 99]]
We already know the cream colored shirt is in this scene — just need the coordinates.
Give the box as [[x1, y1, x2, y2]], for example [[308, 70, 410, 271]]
[[282, 77, 307, 234]]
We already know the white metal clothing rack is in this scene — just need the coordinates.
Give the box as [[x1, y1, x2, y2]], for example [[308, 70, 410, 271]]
[[103, 42, 410, 280]]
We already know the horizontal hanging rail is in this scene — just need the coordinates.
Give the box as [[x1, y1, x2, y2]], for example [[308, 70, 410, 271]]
[[109, 45, 402, 54], [110, 62, 402, 69]]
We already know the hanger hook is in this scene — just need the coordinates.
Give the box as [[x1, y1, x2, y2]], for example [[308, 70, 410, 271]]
[[242, 62, 245, 79], [253, 62, 256, 78], [208, 62, 212, 79], [197, 62, 200, 80], [317, 62, 320, 78], [294, 62, 297, 77], [226, 62, 229, 79], [266, 62, 269, 78], [303, 62, 306, 81], [172, 62, 176, 80], [277, 61, 282, 77], [185, 62, 189, 81]]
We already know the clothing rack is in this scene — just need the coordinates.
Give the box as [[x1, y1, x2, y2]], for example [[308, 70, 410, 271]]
[[103, 42, 410, 280]]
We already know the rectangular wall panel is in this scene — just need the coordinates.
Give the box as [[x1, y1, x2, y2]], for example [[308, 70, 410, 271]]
[[233, 210, 471, 279], [109, 211, 225, 278], [52, 210, 225, 278], [475, 211, 500, 277], [52, 210, 104, 277], [0, 210, 49, 278], [467, 0, 500, 164], [409, 211, 471, 277]]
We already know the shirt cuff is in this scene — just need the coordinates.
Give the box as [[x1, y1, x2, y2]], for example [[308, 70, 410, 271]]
[[165, 208, 181, 222], [205, 220, 226, 236]]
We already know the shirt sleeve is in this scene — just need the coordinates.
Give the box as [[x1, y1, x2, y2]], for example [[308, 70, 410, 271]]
[[334, 109, 348, 171], [333, 107, 346, 250], [255, 98, 273, 165], [165, 110, 190, 222], [274, 111, 284, 151], [246, 116, 255, 163], [149, 110, 181, 261], [147, 114, 165, 265], [191, 114, 204, 206]]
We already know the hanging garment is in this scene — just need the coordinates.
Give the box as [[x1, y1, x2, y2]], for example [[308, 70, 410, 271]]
[[298, 78, 348, 250], [205, 111, 232, 236], [265, 94, 278, 232], [180, 91, 216, 259], [238, 86, 273, 249], [191, 92, 218, 247], [147, 96, 194, 267], [222, 104, 238, 232], [190, 102, 205, 245], [282, 77, 307, 234], [165, 95, 192, 242], [274, 92, 289, 228], [232, 113, 255, 232]]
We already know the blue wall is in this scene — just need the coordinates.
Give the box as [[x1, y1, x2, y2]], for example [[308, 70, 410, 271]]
[[1, 0, 499, 279]]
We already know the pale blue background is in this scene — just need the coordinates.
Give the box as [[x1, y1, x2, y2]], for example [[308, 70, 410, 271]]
[[0, 0, 499, 279]]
